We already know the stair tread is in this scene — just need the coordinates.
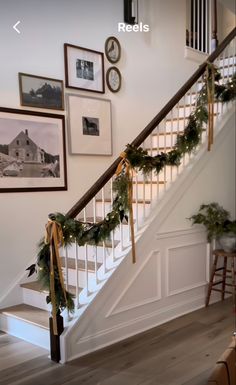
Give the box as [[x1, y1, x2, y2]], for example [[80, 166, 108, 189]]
[[0, 304, 49, 330], [20, 281, 82, 296], [135, 180, 165, 184], [61, 257, 102, 271], [96, 198, 151, 204]]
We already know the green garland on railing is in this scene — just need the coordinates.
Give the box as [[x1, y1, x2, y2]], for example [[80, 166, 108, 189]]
[[27, 70, 236, 314]]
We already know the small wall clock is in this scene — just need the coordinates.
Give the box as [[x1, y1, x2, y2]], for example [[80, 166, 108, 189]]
[[106, 67, 122, 93]]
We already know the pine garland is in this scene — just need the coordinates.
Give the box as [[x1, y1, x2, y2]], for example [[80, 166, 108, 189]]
[[27, 70, 236, 314]]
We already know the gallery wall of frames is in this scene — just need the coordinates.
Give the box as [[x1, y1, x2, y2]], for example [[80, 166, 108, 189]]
[[0, 37, 122, 193]]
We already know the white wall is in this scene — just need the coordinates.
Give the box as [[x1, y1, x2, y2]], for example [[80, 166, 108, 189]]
[[159, 108, 236, 232], [0, 0, 223, 298], [218, 0, 236, 15], [218, 1, 236, 41]]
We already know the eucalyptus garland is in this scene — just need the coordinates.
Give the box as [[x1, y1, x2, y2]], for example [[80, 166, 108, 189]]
[[27, 70, 236, 314]]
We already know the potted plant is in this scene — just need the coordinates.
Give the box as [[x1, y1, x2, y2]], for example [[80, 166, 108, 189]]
[[189, 202, 236, 252]]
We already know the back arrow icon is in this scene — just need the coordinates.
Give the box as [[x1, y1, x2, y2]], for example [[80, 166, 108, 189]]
[[13, 21, 21, 34]]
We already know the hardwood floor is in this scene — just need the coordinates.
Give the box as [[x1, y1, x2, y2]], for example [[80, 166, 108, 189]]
[[0, 298, 234, 385]]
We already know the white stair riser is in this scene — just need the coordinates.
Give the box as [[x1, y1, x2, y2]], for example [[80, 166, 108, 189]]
[[177, 103, 219, 119], [64, 268, 95, 288], [0, 313, 50, 350], [133, 182, 166, 200], [96, 201, 151, 220], [151, 130, 208, 151], [151, 119, 186, 134], [218, 56, 235, 67], [219, 66, 235, 77], [22, 287, 50, 311], [63, 244, 113, 264]]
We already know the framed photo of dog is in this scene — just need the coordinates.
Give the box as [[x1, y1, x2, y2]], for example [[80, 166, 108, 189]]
[[67, 94, 112, 155]]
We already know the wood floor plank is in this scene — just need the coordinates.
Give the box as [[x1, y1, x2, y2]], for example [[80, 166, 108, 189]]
[[0, 298, 234, 385], [0, 339, 48, 371]]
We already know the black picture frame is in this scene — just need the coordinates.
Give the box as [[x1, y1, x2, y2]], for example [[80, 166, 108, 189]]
[[19, 73, 64, 110], [64, 43, 105, 93], [0, 107, 67, 192]]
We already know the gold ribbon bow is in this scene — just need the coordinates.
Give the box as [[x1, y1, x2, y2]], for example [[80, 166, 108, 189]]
[[116, 152, 136, 264], [206, 62, 216, 151], [45, 218, 67, 335]]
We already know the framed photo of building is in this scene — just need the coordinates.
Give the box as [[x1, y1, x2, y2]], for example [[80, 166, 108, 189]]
[[64, 44, 105, 93], [0, 107, 67, 192], [67, 94, 112, 155], [19, 73, 64, 110]]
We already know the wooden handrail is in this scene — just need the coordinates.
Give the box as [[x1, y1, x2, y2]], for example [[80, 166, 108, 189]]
[[66, 27, 236, 218]]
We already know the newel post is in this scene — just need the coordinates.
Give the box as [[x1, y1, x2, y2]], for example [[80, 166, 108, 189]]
[[211, 0, 218, 51], [49, 311, 64, 362]]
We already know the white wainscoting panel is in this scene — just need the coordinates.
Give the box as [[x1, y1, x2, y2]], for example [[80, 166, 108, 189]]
[[167, 242, 207, 296], [107, 250, 161, 316]]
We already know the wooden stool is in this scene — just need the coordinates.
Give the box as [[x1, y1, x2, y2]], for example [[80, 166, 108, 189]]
[[206, 249, 236, 307]]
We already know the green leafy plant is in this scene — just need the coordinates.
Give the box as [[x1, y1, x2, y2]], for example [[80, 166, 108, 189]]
[[189, 202, 236, 242]]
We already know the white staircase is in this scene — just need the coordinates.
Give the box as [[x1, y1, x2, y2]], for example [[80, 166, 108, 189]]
[[0, 43, 235, 360]]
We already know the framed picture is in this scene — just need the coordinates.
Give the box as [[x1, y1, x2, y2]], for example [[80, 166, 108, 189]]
[[19, 73, 64, 110], [105, 36, 121, 64], [67, 94, 112, 155], [106, 67, 122, 93], [0, 107, 67, 192], [64, 44, 105, 93]]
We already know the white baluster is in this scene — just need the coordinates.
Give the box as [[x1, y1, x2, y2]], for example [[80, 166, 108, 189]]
[[193, 0, 196, 50], [83, 208, 89, 296], [135, 172, 139, 231], [75, 242, 79, 308], [65, 246, 69, 320], [183, 94, 186, 167], [170, 109, 173, 182], [177, 102, 180, 175], [163, 118, 167, 191], [101, 187, 107, 273], [110, 177, 115, 263], [92, 197, 98, 284], [65, 246, 69, 292], [197, 0, 200, 51], [201, 0, 204, 52]]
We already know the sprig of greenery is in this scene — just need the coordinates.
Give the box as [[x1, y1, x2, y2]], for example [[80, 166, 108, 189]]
[[189, 202, 236, 242]]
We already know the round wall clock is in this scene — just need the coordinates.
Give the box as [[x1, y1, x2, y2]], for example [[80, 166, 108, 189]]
[[105, 36, 121, 64], [106, 67, 122, 93]]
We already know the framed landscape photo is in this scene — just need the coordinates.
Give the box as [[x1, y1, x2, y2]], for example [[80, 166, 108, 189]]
[[64, 43, 105, 93], [67, 94, 112, 155], [0, 107, 67, 192], [19, 73, 64, 110], [105, 36, 121, 64]]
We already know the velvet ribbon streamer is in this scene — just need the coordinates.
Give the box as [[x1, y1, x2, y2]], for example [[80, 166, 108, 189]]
[[116, 152, 136, 264], [206, 62, 216, 151], [45, 219, 67, 335]]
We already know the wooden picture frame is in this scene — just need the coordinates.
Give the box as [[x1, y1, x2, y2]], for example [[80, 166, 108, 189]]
[[106, 67, 122, 93], [0, 107, 67, 192], [67, 94, 112, 156], [64, 43, 105, 93], [105, 36, 121, 64], [19, 73, 64, 110]]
